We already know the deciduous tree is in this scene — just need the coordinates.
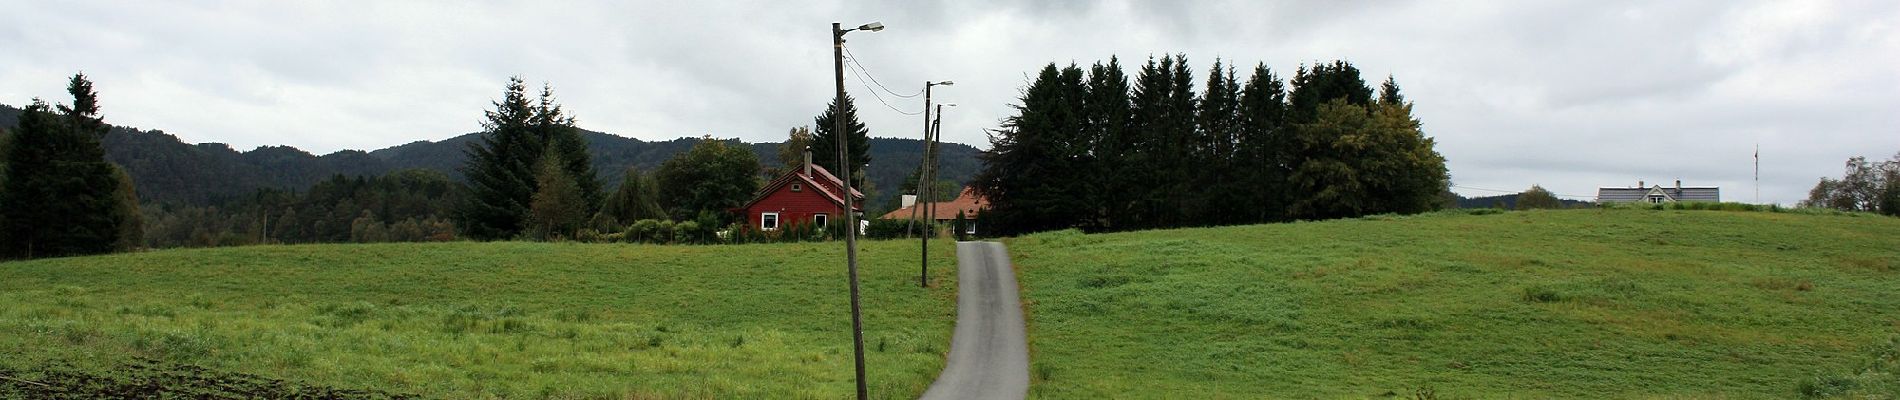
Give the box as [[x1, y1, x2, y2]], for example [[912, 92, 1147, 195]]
[[654, 138, 761, 223]]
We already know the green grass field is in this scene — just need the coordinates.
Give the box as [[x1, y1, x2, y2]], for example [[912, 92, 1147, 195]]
[[0, 239, 960, 399], [1009, 209, 1900, 398]]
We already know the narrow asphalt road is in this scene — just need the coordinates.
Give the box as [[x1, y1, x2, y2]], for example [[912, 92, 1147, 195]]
[[919, 241, 1030, 400]]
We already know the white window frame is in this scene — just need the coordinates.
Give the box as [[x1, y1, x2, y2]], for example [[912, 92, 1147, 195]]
[[813, 213, 829, 229], [964, 221, 977, 235], [761, 212, 780, 231], [791, 183, 802, 192]]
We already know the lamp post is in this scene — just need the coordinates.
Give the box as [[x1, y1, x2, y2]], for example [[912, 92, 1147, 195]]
[[914, 80, 951, 287], [832, 20, 880, 400]]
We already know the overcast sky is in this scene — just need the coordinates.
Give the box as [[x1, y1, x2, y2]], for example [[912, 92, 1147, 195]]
[[3, 1, 1896, 205]]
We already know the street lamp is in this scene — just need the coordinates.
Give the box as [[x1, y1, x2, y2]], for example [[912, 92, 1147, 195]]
[[830, 20, 879, 400], [914, 80, 952, 287]]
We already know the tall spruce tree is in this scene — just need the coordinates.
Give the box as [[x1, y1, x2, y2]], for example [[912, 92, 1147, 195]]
[[1378, 75, 1405, 105], [533, 83, 602, 211], [811, 94, 871, 187], [1081, 57, 1133, 231], [1237, 63, 1290, 223], [1126, 55, 1197, 229], [0, 74, 140, 258], [1288, 60, 1373, 122], [457, 77, 596, 240], [973, 63, 1090, 235], [1191, 59, 1242, 225]]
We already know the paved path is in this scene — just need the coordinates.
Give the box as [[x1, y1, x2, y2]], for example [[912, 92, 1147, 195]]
[[919, 241, 1029, 400]]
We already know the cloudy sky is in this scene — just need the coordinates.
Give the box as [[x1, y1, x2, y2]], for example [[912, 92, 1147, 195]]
[[3, 1, 1896, 205]]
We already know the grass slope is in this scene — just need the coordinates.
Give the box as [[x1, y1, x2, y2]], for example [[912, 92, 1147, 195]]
[[1009, 209, 1900, 398], [0, 239, 959, 399]]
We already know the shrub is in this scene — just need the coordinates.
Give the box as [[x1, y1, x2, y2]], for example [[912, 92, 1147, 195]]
[[675, 221, 702, 244], [866, 219, 925, 239]]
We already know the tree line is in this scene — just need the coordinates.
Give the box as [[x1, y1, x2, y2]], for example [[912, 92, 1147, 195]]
[[1803, 151, 1900, 216], [975, 56, 1449, 236]]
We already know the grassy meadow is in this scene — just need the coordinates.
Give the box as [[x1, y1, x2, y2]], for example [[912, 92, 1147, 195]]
[[0, 239, 960, 399], [1009, 208, 1900, 398]]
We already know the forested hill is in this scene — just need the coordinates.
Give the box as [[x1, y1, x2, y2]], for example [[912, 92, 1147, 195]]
[[0, 104, 983, 209]]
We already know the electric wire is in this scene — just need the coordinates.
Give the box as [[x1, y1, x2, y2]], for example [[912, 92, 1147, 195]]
[[843, 53, 925, 116], [842, 46, 924, 98]]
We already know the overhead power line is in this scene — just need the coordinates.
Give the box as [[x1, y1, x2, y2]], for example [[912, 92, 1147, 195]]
[[842, 46, 924, 98], [842, 53, 924, 116]]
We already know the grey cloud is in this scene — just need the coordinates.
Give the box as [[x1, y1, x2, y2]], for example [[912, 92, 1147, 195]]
[[2, 0, 1895, 206]]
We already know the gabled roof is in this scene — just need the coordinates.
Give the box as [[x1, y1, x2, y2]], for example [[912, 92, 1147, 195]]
[[1597, 184, 1721, 202], [879, 187, 988, 220], [739, 164, 865, 211], [1645, 186, 1676, 202]]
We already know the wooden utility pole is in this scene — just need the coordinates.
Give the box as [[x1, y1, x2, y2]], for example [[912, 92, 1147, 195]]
[[832, 21, 870, 400]]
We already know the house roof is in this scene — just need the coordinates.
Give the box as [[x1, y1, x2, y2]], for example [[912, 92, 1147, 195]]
[[739, 164, 865, 211], [1596, 185, 1721, 202], [879, 187, 988, 220]]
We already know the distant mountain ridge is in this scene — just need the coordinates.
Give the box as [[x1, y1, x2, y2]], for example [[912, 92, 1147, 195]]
[[0, 104, 983, 212]]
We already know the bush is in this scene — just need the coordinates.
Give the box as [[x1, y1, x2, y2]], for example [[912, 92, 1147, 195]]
[[627, 219, 663, 243]]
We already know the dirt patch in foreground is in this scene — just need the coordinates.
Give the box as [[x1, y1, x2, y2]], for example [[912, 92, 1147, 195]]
[[0, 358, 415, 399]]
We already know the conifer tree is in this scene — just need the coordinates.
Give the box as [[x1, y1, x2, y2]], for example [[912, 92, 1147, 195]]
[[1378, 75, 1405, 105], [533, 83, 602, 212], [973, 63, 1090, 235], [1192, 59, 1242, 225], [1081, 57, 1133, 231], [1126, 55, 1197, 229], [457, 77, 596, 240], [0, 73, 139, 258], [1288, 60, 1373, 122], [811, 94, 870, 186], [1237, 63, 1290, 222]]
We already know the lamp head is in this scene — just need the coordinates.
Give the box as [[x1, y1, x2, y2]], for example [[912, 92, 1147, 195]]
[[937, 81, 955, 86], [858, 22, 884, 32]]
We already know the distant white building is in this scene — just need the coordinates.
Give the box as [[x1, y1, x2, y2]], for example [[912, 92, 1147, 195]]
[[1597, 180, 1720, 204]]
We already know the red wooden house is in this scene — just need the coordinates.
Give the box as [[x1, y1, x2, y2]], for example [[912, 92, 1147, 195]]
[[737, 152, 864, 231]]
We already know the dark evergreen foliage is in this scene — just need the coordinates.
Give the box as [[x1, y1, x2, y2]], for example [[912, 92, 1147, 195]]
[[0, 74, 141, 259], [811, 94, 871, 187], [973, 63, 1092, 236], [1082, 57, 1134, 231], [1236, 63, 1291, 222], [977, 57, 1448, 235], [1288, 60, 1374, 122], [141, 169, 462, 247], [455, 77, 598, 240]]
